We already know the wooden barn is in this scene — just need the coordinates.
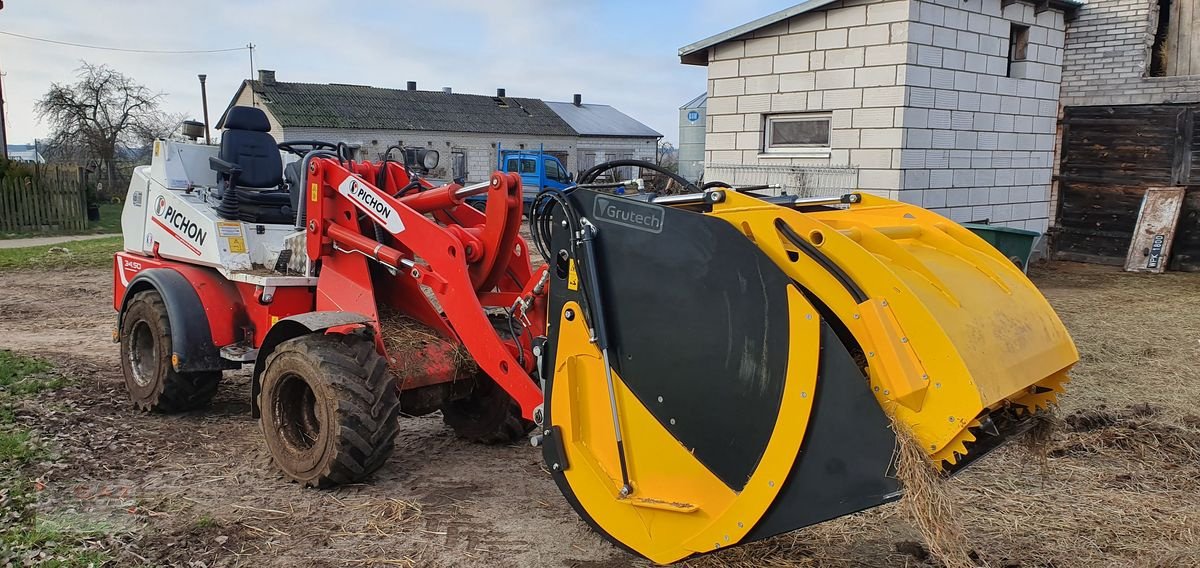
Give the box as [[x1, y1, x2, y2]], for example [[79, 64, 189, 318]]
[[1053, 0, 1200, 271]]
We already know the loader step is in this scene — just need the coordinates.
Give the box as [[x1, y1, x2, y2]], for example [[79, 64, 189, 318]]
[[220, 343, 258, 362]]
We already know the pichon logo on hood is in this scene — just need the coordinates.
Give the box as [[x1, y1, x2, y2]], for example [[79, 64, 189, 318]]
[[338, 177, 405, 233], [154, 196, 208, 246]]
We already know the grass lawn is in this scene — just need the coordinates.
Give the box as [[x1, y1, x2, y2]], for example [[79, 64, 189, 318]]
[[0, 202, 123, 240], [0, 350, 111, 567], [0, 236, 122, 270]]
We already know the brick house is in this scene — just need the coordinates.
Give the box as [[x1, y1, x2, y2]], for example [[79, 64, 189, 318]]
[[1052, 0, 1200, 270], [217, 71, 660, 182], [679, 0, 1079, 236]]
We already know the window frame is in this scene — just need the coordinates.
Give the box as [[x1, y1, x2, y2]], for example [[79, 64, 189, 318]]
[[761, 113, 833, 157]]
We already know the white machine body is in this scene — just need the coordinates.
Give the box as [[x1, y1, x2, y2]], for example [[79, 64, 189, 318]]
[[121, 139, 312, 286]]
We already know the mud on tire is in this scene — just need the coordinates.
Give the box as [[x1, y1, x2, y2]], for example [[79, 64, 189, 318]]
[[259, 333, 401, 487], [119, 290, 220, 412], [442, 376, 533, 445]]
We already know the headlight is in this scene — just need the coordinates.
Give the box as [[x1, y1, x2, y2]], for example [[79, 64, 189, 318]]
[[420, 149, 440, 170]]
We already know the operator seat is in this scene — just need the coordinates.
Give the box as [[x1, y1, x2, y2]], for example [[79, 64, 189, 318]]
[[209, 106, 293, 224]]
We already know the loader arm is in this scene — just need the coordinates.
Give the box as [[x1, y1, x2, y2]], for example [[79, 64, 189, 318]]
[[302, 157, 545, 418]]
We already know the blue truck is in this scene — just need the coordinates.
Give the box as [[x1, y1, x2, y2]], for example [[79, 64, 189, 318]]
[[467, 144, 574, 214]]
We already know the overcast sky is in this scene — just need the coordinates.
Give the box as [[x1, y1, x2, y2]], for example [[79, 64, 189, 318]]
[[1, 0, 798, 146]]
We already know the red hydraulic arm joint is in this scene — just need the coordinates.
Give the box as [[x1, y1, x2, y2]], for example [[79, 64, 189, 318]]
[[303, 157, 544, 419]]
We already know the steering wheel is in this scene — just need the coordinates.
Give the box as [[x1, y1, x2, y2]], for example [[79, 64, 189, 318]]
[[277, 140, 339, 158]]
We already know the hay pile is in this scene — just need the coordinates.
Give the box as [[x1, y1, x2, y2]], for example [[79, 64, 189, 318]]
[[891, 418, 977, 568], [377, 311, 477, 379]]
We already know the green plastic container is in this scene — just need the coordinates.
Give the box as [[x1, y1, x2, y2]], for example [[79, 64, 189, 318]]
[[962, 223, 1040, 272]]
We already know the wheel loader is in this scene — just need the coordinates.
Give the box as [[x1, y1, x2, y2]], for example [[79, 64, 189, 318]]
[[113, 106, 1077, 563]]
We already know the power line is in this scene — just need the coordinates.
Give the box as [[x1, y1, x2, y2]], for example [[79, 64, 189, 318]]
[[0, 30, 247, 54]]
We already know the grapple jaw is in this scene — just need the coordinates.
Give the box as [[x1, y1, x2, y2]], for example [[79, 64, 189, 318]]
[[539, 189, 1077, 563]]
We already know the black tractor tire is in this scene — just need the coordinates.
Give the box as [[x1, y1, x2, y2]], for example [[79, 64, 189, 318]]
[[259, 333, 400, 487], [442, 375, 533, 445], [119, 290, 220, 413]]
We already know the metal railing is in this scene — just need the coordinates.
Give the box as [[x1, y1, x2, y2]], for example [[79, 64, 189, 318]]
[[704, 163, 859, 198]]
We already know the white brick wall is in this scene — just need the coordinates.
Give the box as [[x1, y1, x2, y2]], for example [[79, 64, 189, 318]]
[[700, 0, 1065, 232], [704, 0, 916, 192]]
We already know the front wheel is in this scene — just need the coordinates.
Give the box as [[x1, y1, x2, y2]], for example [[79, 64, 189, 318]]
[[259, 333, 401, 487], [119, 289, 220, 412]]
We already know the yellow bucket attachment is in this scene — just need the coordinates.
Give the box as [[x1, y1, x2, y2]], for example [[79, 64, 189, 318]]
[[707, 191, 1078, 467], [538, 189, 1077, 564]]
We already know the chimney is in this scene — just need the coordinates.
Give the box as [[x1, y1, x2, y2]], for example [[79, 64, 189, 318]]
[[573, 93, 582, 106], [442, 87, 452, 94], [406, 81, 417, 91], [258, 69, 276, 84], [497, 88, 506, 97]]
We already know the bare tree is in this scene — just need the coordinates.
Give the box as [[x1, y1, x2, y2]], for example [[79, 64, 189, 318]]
[[127, 111, 187, 162], [36, 62, 171, 192], [656, 141, 679, 174]]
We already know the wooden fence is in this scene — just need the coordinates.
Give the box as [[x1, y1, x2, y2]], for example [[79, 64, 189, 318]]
[[0, 168, 89, 234]]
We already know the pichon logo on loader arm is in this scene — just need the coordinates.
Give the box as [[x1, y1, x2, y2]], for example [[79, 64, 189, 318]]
[[153, 196, 208, 250], [338, 177, 405, 233]]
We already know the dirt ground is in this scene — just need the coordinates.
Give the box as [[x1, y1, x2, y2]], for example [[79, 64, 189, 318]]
[[1, 261, 1198, 567]]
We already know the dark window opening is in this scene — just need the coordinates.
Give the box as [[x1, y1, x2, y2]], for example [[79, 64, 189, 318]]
[[1150, 0, 1172, 77], [1007, 24, 1030, 77], [451, 150, 467, 180]]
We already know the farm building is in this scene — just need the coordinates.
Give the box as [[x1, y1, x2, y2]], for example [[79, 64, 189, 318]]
[[679, 0, 1079, 236], [5, 144, 45, 163], [216, 70, 659, 182], [1052, 0, 1200, 271]]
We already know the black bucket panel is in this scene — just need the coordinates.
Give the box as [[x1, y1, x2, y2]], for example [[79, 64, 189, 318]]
[[745, 323, 900, 541], [547, 189, 794, 490]]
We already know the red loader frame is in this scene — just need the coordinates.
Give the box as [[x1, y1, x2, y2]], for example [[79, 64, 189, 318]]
[[114, 157, 547, 420], [304, 157, 547, 417]]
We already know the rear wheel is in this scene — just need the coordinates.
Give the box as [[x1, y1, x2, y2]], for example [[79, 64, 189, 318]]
[[119, 290, 220, 412], [259, 333, 400, 487], [442, 375, 533, 444]]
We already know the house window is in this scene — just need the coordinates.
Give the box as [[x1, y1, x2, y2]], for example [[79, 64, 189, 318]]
[[1007, 24, 1030, 77], [763, 114, 831, 154], [451, 150, 467, 181]]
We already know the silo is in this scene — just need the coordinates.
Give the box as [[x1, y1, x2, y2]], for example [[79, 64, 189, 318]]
[[678, 93, 706, 183]]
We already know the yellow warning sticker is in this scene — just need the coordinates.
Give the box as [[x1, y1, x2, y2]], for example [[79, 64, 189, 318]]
[[228, 236, 247, 253], [216, 222, 243, 237], [310, 182, 319, 203], [567, 258, 579, 291], [270, 315, 280, 327]]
